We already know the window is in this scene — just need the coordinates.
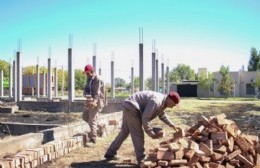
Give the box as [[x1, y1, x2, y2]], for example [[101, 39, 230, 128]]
[[246, 84, 255, 95]]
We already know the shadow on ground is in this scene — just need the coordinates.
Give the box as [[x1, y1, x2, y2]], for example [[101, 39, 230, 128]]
[[70, 160, 138, 168]]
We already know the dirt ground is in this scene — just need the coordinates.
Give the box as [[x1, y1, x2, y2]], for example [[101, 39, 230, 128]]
[[0, 99, 259, 168]]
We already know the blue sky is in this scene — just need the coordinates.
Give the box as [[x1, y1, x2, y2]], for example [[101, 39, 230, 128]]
[[1, 0, 260, 83]]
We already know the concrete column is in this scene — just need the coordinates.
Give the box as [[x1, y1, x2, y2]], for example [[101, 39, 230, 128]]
[[36, 64, 40, 98], [16, 51, 22, 101], [166, 66, 170, 93], [61, 66, 64, 97], [48, 58, 52, 101], [152, 52, 156, 91], [93, 43, 97, 71], [54, 67, 58, 97], [9, 65, 13, 97], [111, 60, 115, 98], [0, 70, 3, 97], [131, 66, 134, 94], [99, 68, 101, 76], [139, 28, 144, 91], [161, 62, 165, 94], [42, 72, 46, 97], [13, 60, 17, 101], [156, 58, 159, 92], [68, 48, 75, 102]]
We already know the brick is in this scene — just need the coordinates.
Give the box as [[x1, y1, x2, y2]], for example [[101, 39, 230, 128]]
[[157, 160, 168, 166], [168, 159, 187, 166], [225, 149, 241, 161], [0, 159, 14, 168], [187, 155, 199, 167], [184, 149, 195, 160], [30, 159, 38, 168], [175, 150, 184, 159], [192, 125, 205, 136], [211, 152, 225, 161], [199, 115, 210, 127], [205, 140, 213, 151], [242, 134, 259, 146], [227, 136, 234, 153], [109, 120, 119, 125], [160, 142, 180, 151], [223, 124, 237, 138], [199, 142, 213, 156], [140, 161, 155, 168], [188, 140, 199, 150], [16, 151, 35, 162], [211, 132, 228, 141], [148, 153, 157, 162], [236, 154, 254, 167], [178, 137, 189, 148], [234, 135, 250, 153], [26, 148, 45, 158], [208, 162, 225, 168], [226, 163, 235, 168], [195, 162, 203, 168], [256, 154, 260, 166], [198, 155, 210, 163], [156, 150, 174, 160], [213, 145, 226, 154]]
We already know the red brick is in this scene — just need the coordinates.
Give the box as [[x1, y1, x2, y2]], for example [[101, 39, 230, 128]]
[[175, 150, 184, 159], [225, 149, 241, 161], [226, 163, 235, 168], [199, 142, 213, 156], [184, 149, 195, 160], [187, 155, 199, 167], [213, 145, 226, 154], [234, 135, 250, 153], [156, 150, 174, 160], [195, 162, 203, 168], [236, 154, 254, 167], [168, 159, 187, 166], [211, 131, 228, 141], [227, 137, 234, 153], [157, 160, 168, 166], [208, 162, 225, 168]]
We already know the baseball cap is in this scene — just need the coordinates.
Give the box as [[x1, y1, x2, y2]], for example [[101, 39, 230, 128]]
[[84, 64, 94, 73], [168, 91, 180, 104]]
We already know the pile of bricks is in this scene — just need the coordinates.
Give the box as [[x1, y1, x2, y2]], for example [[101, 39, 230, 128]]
[[141, 113, 260, 168]]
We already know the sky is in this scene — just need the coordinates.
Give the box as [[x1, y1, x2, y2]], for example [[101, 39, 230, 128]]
[[0, 0, 260, 84]]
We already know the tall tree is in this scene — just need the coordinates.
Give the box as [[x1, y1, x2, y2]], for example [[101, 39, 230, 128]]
[[169, 64, 196, 83], [75, 69, 85, 90], [0, 59, 10, 77], [198, 71, 214, 89], [248, 47, 260, 71], [217, 65, 234, 98], [115, 77, 126, 88]]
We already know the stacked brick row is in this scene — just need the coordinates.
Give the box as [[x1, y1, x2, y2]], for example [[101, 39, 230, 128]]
[[0, 118, 121, 168], [141, 113, 260, 168], [0, 134, 85, 168]]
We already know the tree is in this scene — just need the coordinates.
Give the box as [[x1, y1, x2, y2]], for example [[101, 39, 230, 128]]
[[198, 71, 214, 87], [248, 47, 260, 71], [252, 71, 260, 92], [145, 77, 152, 90], [169, 64, 196, 83], [217, 65, 234, 98], [115, 77, 126, 88], [0, 59, 10, 78], [75, 69, 85, 90]]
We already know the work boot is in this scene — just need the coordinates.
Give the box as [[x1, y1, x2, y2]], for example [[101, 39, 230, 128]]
[[104, 154, 120, 161], [85, 139, 96, 147]]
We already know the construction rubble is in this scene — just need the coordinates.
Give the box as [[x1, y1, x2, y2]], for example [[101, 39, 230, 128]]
[[141, 113, 260, 168]]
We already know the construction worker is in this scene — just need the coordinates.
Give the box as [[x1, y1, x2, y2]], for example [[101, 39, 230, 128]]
[[83, 64, 105, 147], [104, 91, 180, 164]]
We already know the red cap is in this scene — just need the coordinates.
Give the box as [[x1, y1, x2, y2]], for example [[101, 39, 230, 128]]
[[84, 64, 94, 73], [168, 91, 180, 104]]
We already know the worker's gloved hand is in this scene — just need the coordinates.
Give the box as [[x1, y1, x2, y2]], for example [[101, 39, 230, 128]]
[[151, 127, 164, 139]]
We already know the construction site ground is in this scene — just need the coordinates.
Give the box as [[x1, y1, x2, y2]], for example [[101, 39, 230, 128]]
[[0, 98, 259, 168]]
